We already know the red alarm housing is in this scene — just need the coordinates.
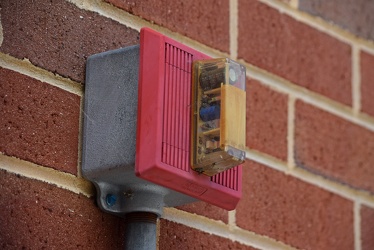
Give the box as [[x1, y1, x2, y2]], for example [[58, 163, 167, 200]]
[[136, 28, 242, 210]]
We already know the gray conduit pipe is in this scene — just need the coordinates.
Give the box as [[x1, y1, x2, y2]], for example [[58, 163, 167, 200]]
[[124, 212, 158, 250]]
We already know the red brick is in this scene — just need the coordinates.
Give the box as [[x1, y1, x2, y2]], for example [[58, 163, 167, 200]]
[[246, 79, 288, 160], [361, 51, 374, 117], [295, 101, 374, 194], [177, 201, 228, 223], [299, 0, 374, 41], [159, 220, 257, 250], [0, 170, 125, 249], [238, 0, 352, 105], [106, 0, 230, 52], [0, 0, 139, 83], [0, 68, 80, 174], [361, 205, 374, 250], [236, 161, 354, 250]]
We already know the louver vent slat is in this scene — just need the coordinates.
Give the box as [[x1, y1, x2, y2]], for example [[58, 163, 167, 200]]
[[162, 43, 193, 172], [211, 166, 239, 191]]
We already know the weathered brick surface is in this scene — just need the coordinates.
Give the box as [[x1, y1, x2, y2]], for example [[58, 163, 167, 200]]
[[105, 0, 230, 53], [177, 202, 228, 223], [246, 79, 288, 160], [1, 0, 372, 249], [0, 68, 80, 174], [295, 101, 374, 194], [361, 51, 374, 117], [238, 0, 352, 105], [0, 0, 139, 83], [299, 0, 374, 41], [361, 205, 374, 250], [0, 170, 125, 249], [236, 161, 354, 250], [159, 220, 257, 250]]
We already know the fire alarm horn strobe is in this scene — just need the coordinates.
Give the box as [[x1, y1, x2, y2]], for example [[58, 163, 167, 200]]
[[82, 28, 244, 217], [136, 28, 245, 210]]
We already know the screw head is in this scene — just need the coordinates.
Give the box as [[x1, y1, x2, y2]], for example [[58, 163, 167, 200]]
[[106, 194, 117, 207]]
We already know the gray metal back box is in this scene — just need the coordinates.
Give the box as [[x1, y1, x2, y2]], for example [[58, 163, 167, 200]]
[[82, 45, 195, 217]]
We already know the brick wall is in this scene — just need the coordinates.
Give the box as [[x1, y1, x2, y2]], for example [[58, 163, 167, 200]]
[[1, 0, 373, 249]]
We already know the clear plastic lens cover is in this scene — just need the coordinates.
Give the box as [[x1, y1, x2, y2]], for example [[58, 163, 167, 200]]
[[196, 58, 245, 92], [191, 58, 246, 176], [226, 59, 246, 90]]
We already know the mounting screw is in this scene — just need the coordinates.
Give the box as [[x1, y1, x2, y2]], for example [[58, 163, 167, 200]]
[[106, 194, 117, 207]]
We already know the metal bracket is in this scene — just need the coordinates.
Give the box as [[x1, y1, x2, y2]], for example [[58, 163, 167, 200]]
[[82, 45, 195, 217]]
